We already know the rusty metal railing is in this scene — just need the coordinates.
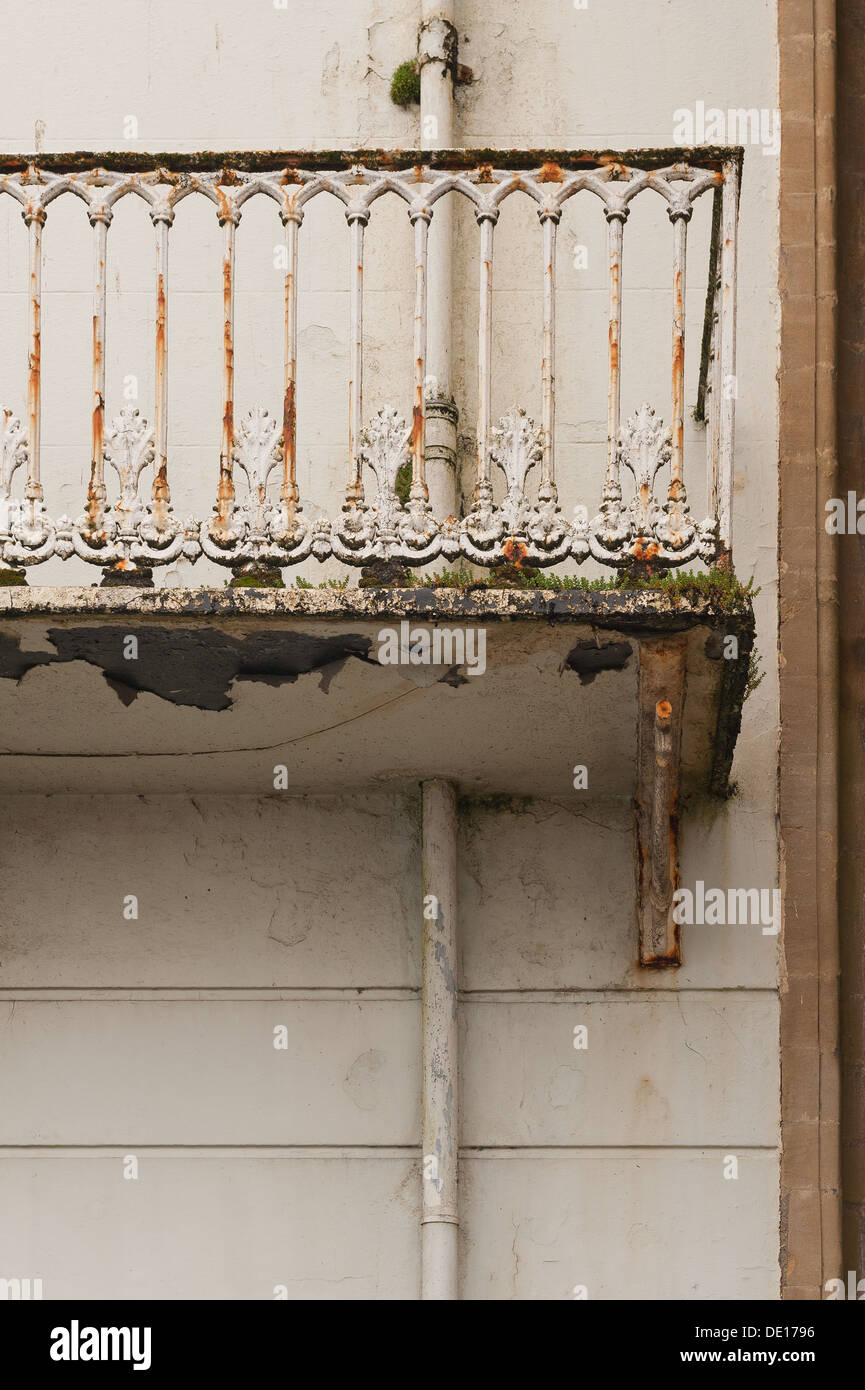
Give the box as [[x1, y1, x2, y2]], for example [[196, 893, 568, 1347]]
[[0, 148, 741, 579]]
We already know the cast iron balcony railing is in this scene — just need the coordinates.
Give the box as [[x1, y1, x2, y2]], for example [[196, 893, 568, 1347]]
[[0, 148, 740, 581]]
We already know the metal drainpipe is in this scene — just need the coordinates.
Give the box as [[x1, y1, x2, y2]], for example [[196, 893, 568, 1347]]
[[421, 778, 459, 1299], [419, 3, 459, 521]]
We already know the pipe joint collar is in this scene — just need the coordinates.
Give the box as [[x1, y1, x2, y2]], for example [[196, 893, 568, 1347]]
[[418, 16, 458, 73]]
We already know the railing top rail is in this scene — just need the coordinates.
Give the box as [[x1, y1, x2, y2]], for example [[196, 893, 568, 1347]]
[[0, 146, 745, 177]]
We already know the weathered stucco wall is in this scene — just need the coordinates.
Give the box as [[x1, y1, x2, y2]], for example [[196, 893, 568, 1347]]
[[0, 790, 779, 1297], [0, 0, 780, 1298]]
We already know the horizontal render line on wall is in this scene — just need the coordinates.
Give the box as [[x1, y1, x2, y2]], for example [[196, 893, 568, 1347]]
[[0, 1145, 420, 1160], [464, 988, 778, 1002], [462, 1146, 779, 1157], [0, 987, 780, 1002], [0, 987, 422, 1001], [0, 1145, 781, 1160]]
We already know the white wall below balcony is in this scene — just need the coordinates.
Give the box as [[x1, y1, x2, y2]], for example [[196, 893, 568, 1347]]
[[0, 791, 779, 1298]]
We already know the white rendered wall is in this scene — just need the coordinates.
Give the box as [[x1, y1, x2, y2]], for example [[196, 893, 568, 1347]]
[[0, 0, 780, 1299]]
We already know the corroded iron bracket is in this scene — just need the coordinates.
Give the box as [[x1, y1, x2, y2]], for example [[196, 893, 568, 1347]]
[[636, 638, 687, 966]]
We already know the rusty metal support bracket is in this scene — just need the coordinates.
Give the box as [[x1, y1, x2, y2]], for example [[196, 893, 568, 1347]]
[[636, 638, 687, 966]]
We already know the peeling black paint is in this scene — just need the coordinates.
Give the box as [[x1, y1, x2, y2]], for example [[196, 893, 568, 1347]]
[[0, 634, 54, 681], [564, 638, 633, 684], [0, 628, 375, 710]]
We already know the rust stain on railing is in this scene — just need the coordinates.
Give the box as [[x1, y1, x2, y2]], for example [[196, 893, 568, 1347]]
[[537, 161, 563, 183], [282, 378, 297, 508], [0, 146, 744, 175]]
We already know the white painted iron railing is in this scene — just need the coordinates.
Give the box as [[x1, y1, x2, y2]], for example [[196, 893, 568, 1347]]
[[0, 148, 740, 580]]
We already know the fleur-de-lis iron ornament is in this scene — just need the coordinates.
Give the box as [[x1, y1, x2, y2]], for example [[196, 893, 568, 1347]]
[[621, 400, 671, 534], [333, 407, 407, 561], [104, 406, 154, 528], [0, 409, 27, 556], [106, 406, 186, 562], [333, 406, 443, 563], [0, 409, 27, 502], [0, 406, 55, 564], [492, 407, 543, 534], [201, 406, 313, 568], [233, 406, 282, 519], [589, 403, 718, 569], [202, 406, 280, 561], [462, 407, 570, 565], [69, 407, 185, 568], [362, 407, 410, 542]]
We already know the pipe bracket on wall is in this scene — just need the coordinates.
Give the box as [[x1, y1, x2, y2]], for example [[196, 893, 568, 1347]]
[[418, 16, 459, 76]]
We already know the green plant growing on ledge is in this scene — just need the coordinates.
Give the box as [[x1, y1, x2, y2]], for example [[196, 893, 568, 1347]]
[[390, 60, 421, 107], [744, 647, 765, 702], [614, 567, 759, 613], [229, 567, 285, 589], [417, 565, 757, 610], [213, 564, 759, 608], [293, 576, 349, 589], [395, 459, 412, 505]]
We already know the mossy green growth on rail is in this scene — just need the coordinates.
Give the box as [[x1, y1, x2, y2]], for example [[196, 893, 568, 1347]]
[[229, 567, 286, 589], [613, 566, 758, 613], [421, 565, 758, 611], [279, 565, 758, 610]]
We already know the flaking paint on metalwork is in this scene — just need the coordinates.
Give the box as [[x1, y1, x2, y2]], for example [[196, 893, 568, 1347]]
[[411, 207, 428, 496], [152, 258, 170, 526], [216, 220, 236, 535], [282, 214, 299, 510], [25, 208, 44, 499], [87, 218, 108, 536]]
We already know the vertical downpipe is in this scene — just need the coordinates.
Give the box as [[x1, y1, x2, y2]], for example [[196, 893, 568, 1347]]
[[419, 2, 458, 520], [421, 778, 459, 1300]]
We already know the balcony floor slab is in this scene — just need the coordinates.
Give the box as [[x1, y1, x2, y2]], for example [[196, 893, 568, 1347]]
[[0, 586, 753, 799]]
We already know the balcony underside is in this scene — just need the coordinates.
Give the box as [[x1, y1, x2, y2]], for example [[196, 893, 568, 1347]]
[[0, 586, 752, 801]]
